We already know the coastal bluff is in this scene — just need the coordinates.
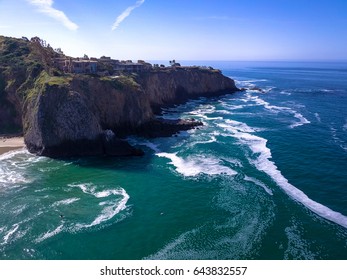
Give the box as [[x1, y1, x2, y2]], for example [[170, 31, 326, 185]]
[[0, 36, 238, 157]]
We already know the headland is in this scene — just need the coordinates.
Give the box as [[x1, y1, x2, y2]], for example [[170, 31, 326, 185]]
[[0, 35, 239, 157]]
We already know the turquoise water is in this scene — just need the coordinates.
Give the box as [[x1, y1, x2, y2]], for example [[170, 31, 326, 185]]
[[1, 61, 347, 259]]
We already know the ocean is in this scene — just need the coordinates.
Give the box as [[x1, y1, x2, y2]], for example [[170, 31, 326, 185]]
[[1, 61, 346, 260]]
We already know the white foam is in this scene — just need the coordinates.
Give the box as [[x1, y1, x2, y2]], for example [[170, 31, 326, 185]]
[[284, 221, 316, 259], [38, 166, 61, 172], [235, 79, 268, 89], [245, 92, 289, 112], [219, 118, 347, 229], [244, 92, 311, 128], [189, 105, 216, 116], [35, 224, 64, 243], [244, 176, 273, 195], [221, 102, 252, 110], [330, 126, 347, 152], [145, 227, 201, 260], [0, 148, 27, 161], [189, 135, 217, 147], [76, 188, 129, 229], [280, 90, 292, 96], [290, 112, 311, 128], [217, 119, 263, 135], [136, 141, 161, 153], [215, 109, 234, 115], [11, 204, 27, 215], [69, 183, 96, 195], [321, 89, 334, 93], [157, 152, 237, 177], [94, 189, 120, 198], [243, 79, 268, 83], [343, 119, 347, 131], [314, 113, 321, 123], [0, 149, 39, 185], [52, 198, 80, 207], [0, 169, 30, 185], [2, 224, 19, 244]]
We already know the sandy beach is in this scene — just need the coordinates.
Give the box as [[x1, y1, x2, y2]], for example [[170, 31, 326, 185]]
[[0, 137, 25, 155]]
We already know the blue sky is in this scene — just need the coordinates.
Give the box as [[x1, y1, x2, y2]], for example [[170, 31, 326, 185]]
[[0, 0, 347, 61]]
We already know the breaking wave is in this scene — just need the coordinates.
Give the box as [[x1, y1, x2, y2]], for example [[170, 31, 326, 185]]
[[217, 117, 347, 229], [157, 152, 237, 177]]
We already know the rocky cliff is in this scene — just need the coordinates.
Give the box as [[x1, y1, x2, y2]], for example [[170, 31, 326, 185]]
[[0, 36, 239, 157]]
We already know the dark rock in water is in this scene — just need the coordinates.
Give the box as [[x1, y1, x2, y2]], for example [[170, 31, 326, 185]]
[[239, 86, 265, 93], [249, 86, 265, 93], [135, 118, 203, 138]]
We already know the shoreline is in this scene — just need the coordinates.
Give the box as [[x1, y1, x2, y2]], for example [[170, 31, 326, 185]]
[[0, 137, 25, 156]]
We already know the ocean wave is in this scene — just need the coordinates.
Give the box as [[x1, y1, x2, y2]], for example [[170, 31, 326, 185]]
[[131, 140, 161, 153], [38, 166, 61, 172], [244, 92, 310, 128], [234, 79, 268, 88], [289, 112, 311, 128], [280, 90, 292, 96], [188, 105, 217, 117], [217, 119, 262, 135], [0, 170, 30, 185], [35, 224, 64, 243], [0, 149, 43, 186], [343, 119, 347, 131], [244, 175, 273, 195], [218, 118, 347, 229], [52, 198, 80, 207], [75, 188, 129, 229], [314, 113, 321, 123], [330, 126, 347, 152], [157, 152, 237, 177], [67, 183, 130, 229], [1, 224, 19, 245], [31, 184, 131, 242], [0, 148, 27, 161]]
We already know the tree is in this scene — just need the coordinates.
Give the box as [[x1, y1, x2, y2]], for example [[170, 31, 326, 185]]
[[55, 48, 64, 54]]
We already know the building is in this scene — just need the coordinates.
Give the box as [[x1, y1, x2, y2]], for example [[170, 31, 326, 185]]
[[58, 58, 97, 74], [113, 60, 152, 73], [54, 56, 152, 74]]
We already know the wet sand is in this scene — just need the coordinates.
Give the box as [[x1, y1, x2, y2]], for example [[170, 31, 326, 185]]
[[0, 137, 25, 155]]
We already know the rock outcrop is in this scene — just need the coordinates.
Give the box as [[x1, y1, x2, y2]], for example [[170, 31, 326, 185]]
[[0, 36, 239, 157], [139, 67, 237, 113]]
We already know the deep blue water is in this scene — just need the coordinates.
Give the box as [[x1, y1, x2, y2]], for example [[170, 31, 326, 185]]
[[0, 61, 346, 259]]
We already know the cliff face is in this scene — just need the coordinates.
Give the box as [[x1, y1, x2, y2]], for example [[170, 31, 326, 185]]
[[0, 36, 239, 157], [140, 68, 237, 112], [23, 74, 153, 157]]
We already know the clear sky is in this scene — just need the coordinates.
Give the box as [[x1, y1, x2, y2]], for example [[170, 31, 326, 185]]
[[0, 0, 347, 61]]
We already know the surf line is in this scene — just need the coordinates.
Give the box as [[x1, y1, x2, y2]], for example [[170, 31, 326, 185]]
[[254, 140, 347, 229], [219, 120, 347, 229]]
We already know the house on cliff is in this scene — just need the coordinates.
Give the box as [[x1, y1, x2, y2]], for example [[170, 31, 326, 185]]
[[113, 60, 152, 73], [66, 58, 98, 74], [54, 56, 152, 75]]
